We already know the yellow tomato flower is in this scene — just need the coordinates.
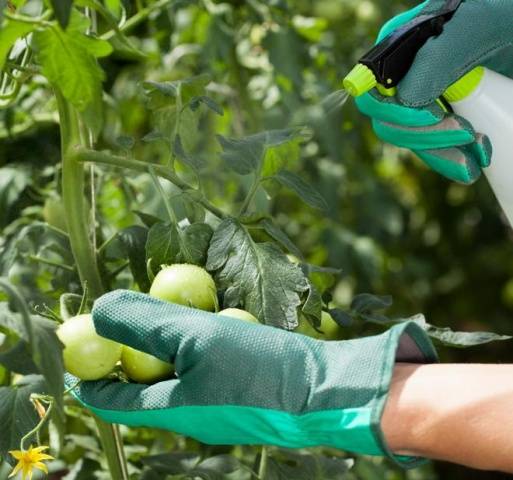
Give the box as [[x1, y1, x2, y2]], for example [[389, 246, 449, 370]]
[[8, 446, 53, 479]]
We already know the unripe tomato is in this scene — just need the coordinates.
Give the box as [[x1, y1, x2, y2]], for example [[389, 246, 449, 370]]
[[121, 346, 174, 383], [218, 308, 259, 323], [149, 264, 217, 311], [43, 197, 68, 232], [295, 311, 340, 340], [57, 314, 122, 380]]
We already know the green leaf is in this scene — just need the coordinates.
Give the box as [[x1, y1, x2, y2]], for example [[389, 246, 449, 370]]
[[0, 375, 48, 464], [189, 95, 224, 116], [50, 0, 74, 29], [407, 314, 513, 348], [181, 223, 213, 265], [266, 449, 353, 480], [261, 129, 309, 177], [274, 170, 328, 210], [141, 452, 201, 474], [259, 218, 303, 260], [142, 74, 210, 110], [118, 226, 151, 292], [0, 19, 35, 71], [207, 218, 309, 329], [173, 134, 204, 170], [302, 280, 322, 327], [146, 222, 213, 274], [350, 293, 393, 313], [146, 222, 180, 274], [0, 298, 64, 419], [329, 308, 354, 327], [0, 166, 31, 228], [217, 129, 303, 176], [33, 11, 112, 112]]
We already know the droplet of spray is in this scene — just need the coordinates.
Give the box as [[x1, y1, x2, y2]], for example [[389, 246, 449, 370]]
[[321, 89, 349, 115]]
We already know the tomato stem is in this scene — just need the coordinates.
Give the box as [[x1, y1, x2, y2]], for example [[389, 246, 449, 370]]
[[74, 147, 227, 219], [56, 91, 129, 480], [258, 445, 268, 480]]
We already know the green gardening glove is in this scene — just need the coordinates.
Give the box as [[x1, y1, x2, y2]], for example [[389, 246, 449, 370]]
[[68, 290, 438, 468], [355, 0, 513, 184]]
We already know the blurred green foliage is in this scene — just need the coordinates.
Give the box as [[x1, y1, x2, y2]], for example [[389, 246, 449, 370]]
[[1, 0, 512, 479]]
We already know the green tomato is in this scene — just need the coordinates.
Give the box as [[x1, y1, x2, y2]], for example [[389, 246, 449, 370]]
[[150, 264, 217, 311], [218, 308, 259, 323], [295, 311, 340, 340], [57, 314, 122, 380], [121, 346, 174, 383], [43, 197, 68, 232]]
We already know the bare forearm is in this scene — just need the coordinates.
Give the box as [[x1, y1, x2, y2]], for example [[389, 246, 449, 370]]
[[382, 363, 513, 472]]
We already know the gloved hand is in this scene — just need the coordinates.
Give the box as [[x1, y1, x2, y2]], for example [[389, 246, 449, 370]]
[[68, 290, 438, 468], [355, 0, 513, 184]]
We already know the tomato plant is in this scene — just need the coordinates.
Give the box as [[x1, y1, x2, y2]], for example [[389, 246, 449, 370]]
[[0, 0, 511, 479]]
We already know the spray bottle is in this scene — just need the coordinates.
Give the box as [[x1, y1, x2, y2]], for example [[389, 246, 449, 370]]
[[342, 0, 513, 226]]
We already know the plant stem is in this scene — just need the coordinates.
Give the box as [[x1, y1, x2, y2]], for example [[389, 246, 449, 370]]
[[101, 0, 174, 40], [74, 148, 227, 219], [20, 398, 54, 450], [238, 174, 261, 216], [55, 92, 129, 480], [258, 446, 268, 480]]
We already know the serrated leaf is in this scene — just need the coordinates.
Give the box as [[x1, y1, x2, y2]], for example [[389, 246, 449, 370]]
[[0, 298, 64, 418], [173, 134, 204, 170], [188, 455, 242, 480], [0, 165, 31, 228], [141, 452, 201, 474], [407, 314, 512, 348], [302, 280, 322, 327], [33, 12, 112, 112], [207, 218, 309, 329], [262, 129, 308, 177], [259, 218, 303, 260], [217, 129, 303, 176], [116, 135, 135, 150], [133, 210, 162, 228], [0, 375, 47, 464], [118, 226, 150, 292], [0, 19, 35, 71], [181, 223, 213, 265], [142, 74, 210, 110], [142, 130, 167, 144], [274, 170, 328, 210], [189, 95, 224, 116], [329, 308, 353, 327], [351, 293, 392, 313], [146, 222, 180, 273], [50, 0, 74, 29], [146, 222, 213, 274]]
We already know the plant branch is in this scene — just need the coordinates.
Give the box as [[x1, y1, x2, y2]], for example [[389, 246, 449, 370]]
[[74, 148, 227, 219], [101, 0, 174, 40], [238, 174, 262, 217]]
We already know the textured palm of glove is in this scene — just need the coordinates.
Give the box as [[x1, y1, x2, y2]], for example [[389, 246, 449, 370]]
[[355, 0, 513, 184], [67, 290, 438, 469]]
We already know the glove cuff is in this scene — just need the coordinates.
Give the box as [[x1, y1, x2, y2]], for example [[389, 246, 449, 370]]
[[370, 320, 439, 469]]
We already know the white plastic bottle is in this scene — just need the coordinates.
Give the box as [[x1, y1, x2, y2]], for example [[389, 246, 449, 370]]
[[444, 67, 513, 226]]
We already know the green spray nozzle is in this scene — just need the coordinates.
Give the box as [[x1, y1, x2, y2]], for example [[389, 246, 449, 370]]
[[343, 0, 463, 97]]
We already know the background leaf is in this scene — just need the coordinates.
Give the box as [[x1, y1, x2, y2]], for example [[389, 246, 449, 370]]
[[49, 0, 74, 29], [0, 375, 47, 464], [274, 170, 328, 210]]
